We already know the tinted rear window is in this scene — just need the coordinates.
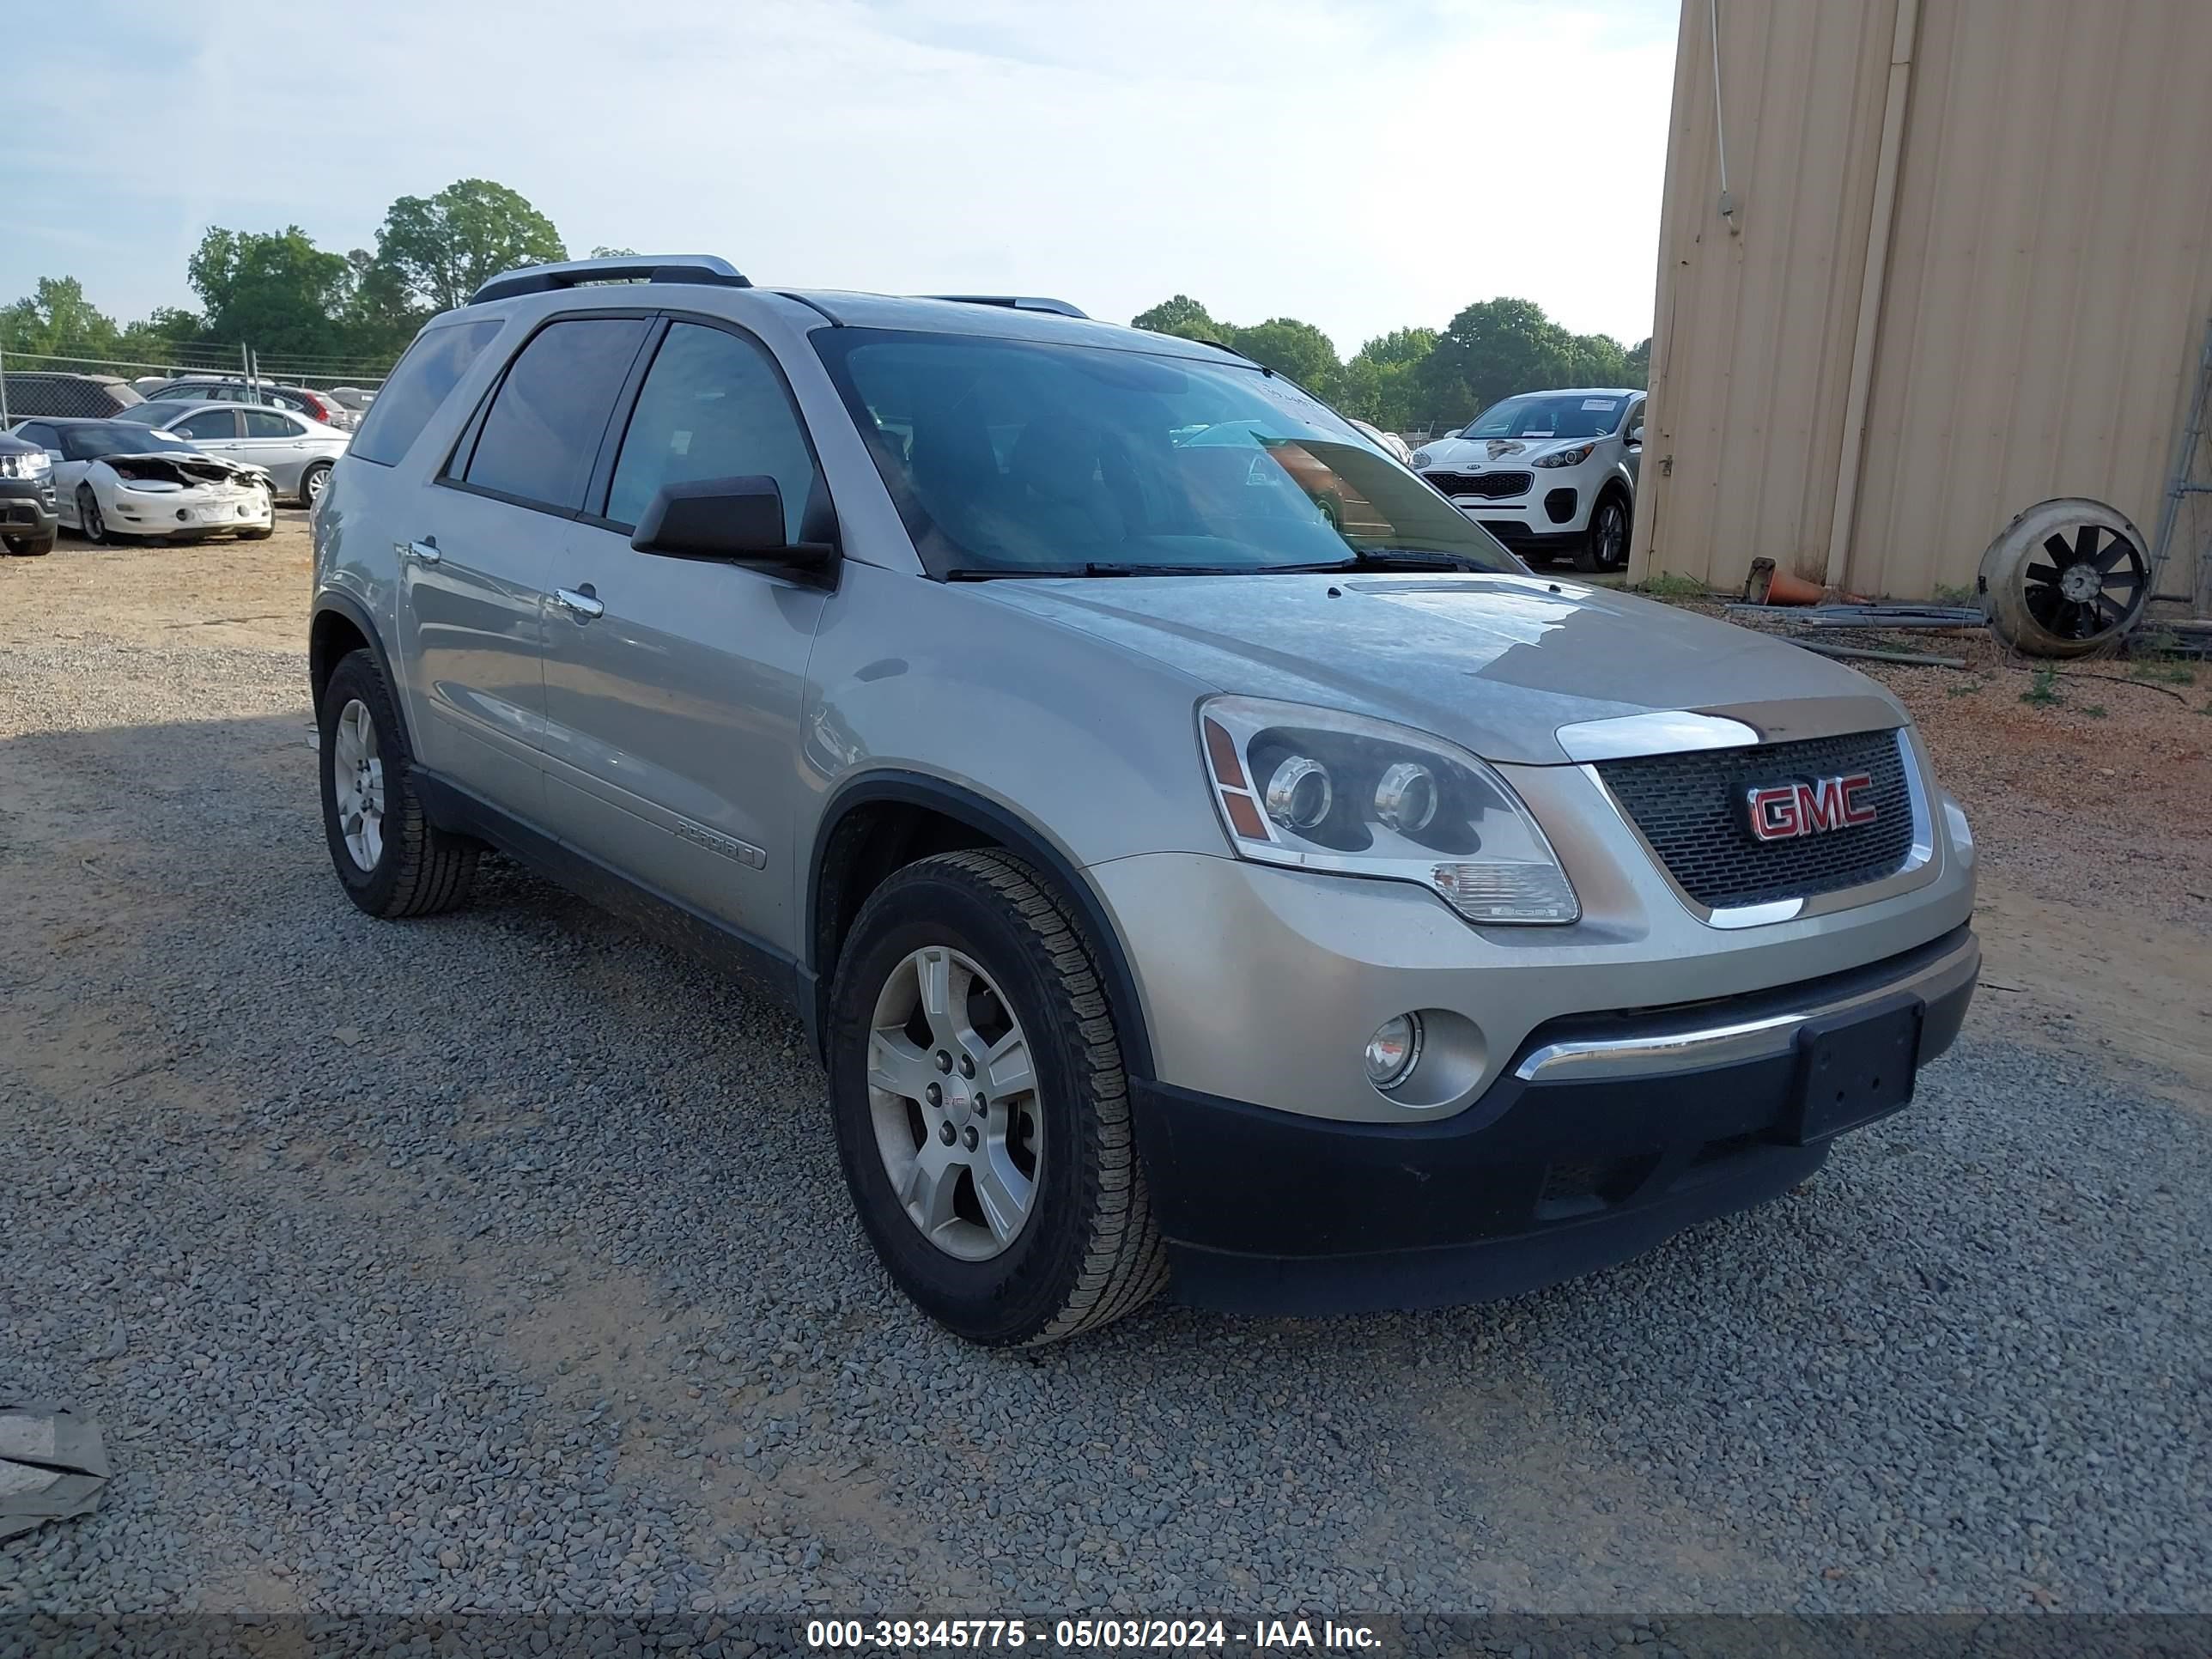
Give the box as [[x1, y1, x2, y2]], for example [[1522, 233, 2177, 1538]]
[[459, 317, 650, 512], [350, 319, 504, 468]]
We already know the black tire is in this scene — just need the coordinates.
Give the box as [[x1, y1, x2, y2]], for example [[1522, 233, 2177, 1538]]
[[299, 461, 332, 508], [318, 648, 478, 918], [827, 848, 1168, 1346], [3, 533, 54, 556], [76, 486, 108, 545], [1574, 488, 1632, 574]]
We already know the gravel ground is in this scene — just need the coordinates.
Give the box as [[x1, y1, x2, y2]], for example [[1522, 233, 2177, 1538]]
[[2, 526, 2208, 1644]]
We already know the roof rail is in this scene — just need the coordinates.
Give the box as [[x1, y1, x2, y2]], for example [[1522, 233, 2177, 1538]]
[[470, 255, 751, 307], [923, 295, 1089, 319]]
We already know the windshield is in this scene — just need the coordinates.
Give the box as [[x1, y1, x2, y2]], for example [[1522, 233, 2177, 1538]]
[[1464, 392, 1626, 441], [62, 423, 193, 460], [814, 328, 1517, 576]]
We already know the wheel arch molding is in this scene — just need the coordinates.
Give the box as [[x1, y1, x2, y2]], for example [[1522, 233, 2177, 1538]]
[[309, 592, 415, 752], [803, 769, 1157, 1082]]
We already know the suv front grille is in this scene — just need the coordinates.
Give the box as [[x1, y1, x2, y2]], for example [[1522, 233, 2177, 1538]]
[[1596, 730, 1916, 910], [1425, 469, 1531, 499]]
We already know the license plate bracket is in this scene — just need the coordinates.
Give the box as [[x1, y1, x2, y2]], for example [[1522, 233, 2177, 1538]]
[[1783, 994, 1925, 1146]]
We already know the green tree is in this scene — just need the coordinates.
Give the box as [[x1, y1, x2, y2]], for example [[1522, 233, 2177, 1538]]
[[1225, 318, 1340, 391], [187, 226, 354, 359], [589, 245, 639, 259], [1567, 331, 1632, 388], [117, 307, 204, 368], [1625, 335, 1651, 388], [371, 179, 567, 314], [1417, 296, 1579, 429], [0, 276, 124, 361], [1130, 295, 1219, 340], [1334, 326, 1440, 430]]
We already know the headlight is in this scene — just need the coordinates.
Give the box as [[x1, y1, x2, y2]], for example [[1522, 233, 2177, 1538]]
[[0, 450, 52, 480], [1198, 696, 1580, 924], [1533, 442, 1598, 469], [1408, 449, 1434, 468]]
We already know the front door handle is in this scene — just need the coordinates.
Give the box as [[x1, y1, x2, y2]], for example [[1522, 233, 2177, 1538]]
[[553, 586, 605, 622], [399, 538, 441, 566]]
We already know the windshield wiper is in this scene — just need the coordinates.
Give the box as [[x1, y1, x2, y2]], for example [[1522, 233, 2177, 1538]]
[[945, 561, 1342, 580]]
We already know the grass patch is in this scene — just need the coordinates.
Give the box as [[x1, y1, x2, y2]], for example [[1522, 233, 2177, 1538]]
[[2021, 667, 2062, 707], [1932, 581, 1978, 606], [1945, 678, 1984, 697], [1638, 572, 1709, 601], [2082, 704, 2108, 719]]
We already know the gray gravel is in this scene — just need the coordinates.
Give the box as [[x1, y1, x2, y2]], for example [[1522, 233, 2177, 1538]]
[[1, 550, 2209, 1640]]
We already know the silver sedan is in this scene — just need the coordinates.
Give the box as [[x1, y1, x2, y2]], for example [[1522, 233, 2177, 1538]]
[[119, 400, 350, 506]]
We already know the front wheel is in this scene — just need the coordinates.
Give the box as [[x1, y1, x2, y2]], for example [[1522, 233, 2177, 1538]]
[[3, 532, 53, 556], [1575, 489, 1632, 574], [827, 849, 1168, 1346], [76, 487, 109, 544]]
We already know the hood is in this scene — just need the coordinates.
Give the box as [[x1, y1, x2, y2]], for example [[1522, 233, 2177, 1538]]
[[1419, 434, 1594, 469], [105, 453, 267, 487], [969, 572, 1902, 766]]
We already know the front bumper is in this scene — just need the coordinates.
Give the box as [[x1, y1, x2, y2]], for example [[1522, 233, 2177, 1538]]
[[0, 478, 58, 540], [1133, 925, 1978, 1315], [108, 486, 273, 538]]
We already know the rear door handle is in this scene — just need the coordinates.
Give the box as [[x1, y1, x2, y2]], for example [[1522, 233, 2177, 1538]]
[[553, 586, 605, 621], [399, 538, 441, 565]]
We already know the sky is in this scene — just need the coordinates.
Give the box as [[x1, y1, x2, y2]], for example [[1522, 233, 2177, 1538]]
[[9, 0, 1680, 356]]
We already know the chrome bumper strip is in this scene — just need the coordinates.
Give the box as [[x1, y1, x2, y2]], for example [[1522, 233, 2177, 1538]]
[[1512, 929, 1980, 1084]]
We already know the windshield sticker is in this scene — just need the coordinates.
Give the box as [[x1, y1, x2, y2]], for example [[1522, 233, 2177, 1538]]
[[1582, 399, 1616, 410], [1524, 429, 1554, 437]]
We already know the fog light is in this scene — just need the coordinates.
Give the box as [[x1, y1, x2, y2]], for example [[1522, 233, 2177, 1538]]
[[1364, 1013, 1423, 1091]]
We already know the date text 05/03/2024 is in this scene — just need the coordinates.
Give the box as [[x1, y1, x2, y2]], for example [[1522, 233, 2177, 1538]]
[[804, 1617, 1384, 1650]]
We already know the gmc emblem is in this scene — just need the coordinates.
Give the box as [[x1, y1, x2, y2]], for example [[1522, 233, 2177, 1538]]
[[1745, 774, 1878, 842]]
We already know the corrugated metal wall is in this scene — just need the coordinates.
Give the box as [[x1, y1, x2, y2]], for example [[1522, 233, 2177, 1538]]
[[1631, 0, 2212, 603]]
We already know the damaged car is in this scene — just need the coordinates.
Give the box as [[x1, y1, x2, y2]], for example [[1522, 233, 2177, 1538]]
[[10, 418, 275, 544]]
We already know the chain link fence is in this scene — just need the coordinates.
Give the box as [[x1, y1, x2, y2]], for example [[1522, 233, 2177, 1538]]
[[0, 341, 396, 425]]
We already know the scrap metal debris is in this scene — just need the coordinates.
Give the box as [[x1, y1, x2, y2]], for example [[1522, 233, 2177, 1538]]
[[0, 1401, 110, 1540]]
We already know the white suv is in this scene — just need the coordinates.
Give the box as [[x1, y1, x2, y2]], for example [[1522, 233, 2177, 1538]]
[[1411, 387, 1643, 573]]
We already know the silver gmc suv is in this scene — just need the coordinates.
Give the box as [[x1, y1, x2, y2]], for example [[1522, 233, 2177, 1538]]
[[309, 255, 1979, 1346]]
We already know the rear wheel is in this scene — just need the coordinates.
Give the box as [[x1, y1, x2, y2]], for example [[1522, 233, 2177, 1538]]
[[1574, 489, 1632, 573], [318, 649, 478, 918], [300, 461, 332, 508], [827, 848, 1168, 1346]]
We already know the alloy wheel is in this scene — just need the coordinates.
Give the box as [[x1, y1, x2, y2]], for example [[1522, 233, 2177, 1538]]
[[331, 698, 386, 871], [79, 489, 106, 544], [865, 945, 1042, 1261], [1595, 499, 1628, 568]]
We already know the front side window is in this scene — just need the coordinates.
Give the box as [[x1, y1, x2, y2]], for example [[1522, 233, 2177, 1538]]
[[605, 322, 818, 538], [16, 423, 57, 452], [241, 409, 297, 438], [175, 410, 239, 440], [349, 318, 504, 469], [1465, 392, 1626, 441], [813, 328, 1515, 576], [459, 317, 650, 512]]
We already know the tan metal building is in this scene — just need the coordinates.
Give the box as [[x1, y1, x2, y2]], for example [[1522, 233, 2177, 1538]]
[[1629, 0, 2212, 605]]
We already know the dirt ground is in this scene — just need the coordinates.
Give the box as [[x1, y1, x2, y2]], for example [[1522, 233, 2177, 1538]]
[[3, 517, 2209, 1625]]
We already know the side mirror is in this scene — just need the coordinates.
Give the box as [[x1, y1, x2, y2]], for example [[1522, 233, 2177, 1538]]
[[629, 475, 838, 572], [1626, 424, 1644, 446]]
